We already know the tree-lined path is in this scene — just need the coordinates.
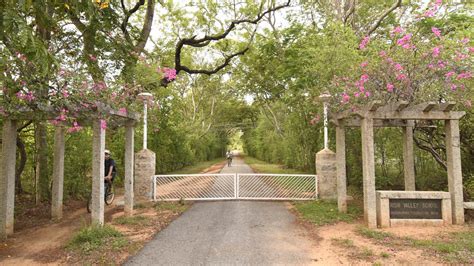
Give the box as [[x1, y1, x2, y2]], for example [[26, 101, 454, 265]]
[[125, 157, 318, 265]]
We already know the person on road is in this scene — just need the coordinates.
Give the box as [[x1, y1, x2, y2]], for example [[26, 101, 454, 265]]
[[226, 150, 233, 167], [104, 149, 116, 183]]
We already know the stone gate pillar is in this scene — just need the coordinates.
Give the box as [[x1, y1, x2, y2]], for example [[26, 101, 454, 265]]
[[316, 148, 337, 200], [134, 149, 156, 202]]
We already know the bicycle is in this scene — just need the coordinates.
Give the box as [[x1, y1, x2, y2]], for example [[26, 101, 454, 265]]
[[87, 180, 115, 213]]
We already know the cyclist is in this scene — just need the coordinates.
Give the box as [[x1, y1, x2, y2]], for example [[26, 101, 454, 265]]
[[226, 150, 233, 167], [104, 149, 116, 185]]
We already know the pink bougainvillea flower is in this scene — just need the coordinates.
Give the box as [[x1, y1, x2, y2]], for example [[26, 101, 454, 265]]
[[394, 63, 403, 71], [445, 71, 455, 78], [386, 83, 394, 92], [461, 37, 469, 44], [88, 54, 97, 61], [118, 107, 127, 115], [364, 91, 371, 97], [457, 72, 472, 80], [360, 61, 368, 68], [100, 119, 107, 130], [435, 0, 442, 6], [437, 60, 446, 69], [391, 26, 403, 36], [431, 27, 442, 38], [397, 34, 412, 47], [423, 9, 435, 17], [341, 92, 350, 103], [67, 121, 83, 133], [396, 74, 407, 80], [379, 50, 387, 57], [455, 51, 468, 61], [360, 74, 369, 83], [16, 91, 36, 102], [359, 36, 370, 50], [450, 84, 457, 91], [162, 67, 177, 81], [432, 46, 441, 57]]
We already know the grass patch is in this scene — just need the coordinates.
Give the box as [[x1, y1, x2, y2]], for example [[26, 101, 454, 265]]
[[167, 158, 225, 174], [243, 156, 312, 174], [154, 201, 189, 213], [113, 215, 151, 226], [356, 226, 395, 240], [331, 238, 355, 248], [67, 224, 127, 254], [134, 202, 147, 209], [294, 200, 362, 225], [380, 252, 390, 258], [356, 226, 474, 264]]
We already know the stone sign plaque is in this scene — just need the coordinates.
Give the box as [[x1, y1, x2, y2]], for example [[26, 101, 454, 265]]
[[389, 199, 442, 219]]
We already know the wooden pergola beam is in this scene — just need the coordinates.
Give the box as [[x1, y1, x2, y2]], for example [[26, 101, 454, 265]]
[[332, 118, 425, 128], [438, 102, 456, 112], [369, 111, 465, 120]]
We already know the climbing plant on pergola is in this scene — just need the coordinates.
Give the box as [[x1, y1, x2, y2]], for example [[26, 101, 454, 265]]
[[0, 105, 140, 239], [332, 101, 465, 228]]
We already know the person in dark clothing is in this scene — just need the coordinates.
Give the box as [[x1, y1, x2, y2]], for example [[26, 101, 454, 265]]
[[104, 149, 116, 183]]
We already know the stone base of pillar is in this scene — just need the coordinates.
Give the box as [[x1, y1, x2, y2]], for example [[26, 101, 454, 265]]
[[316, 148, 337, 200], [134, 149, 156, 202]]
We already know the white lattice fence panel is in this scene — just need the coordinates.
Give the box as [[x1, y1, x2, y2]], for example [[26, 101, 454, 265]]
[[153, 174, 236, 201], [237, 174, 317, 200]]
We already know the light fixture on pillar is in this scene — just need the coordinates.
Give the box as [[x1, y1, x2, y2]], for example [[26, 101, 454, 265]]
[[319, 91, 331, 150], [137, 92, 153, 150]]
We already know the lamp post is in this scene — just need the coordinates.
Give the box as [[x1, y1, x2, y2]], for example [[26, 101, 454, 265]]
[[137, 92, 153, 150], [319, 91, 331, 150]]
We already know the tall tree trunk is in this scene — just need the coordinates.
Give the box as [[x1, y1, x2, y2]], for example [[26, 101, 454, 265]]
[[35, 122, 49, 204]]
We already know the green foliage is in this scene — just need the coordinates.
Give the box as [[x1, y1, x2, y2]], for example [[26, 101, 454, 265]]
[[67, 224, 126, 254], [331, 238, 355, 249], [243, 156, 312, 174], [168, 157, 224, 175], [113, 215, 151, 226], [293, 200, 362, 225], [356, 226, 395, 240]]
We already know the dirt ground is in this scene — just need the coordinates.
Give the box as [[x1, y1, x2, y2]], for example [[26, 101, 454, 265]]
[[290, 203, 473, 265], [0, 161, 226, 265], [1, 160, 472, 265]]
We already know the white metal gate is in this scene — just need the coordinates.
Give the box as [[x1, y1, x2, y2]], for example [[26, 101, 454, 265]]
[[153, 173, 317, 201]]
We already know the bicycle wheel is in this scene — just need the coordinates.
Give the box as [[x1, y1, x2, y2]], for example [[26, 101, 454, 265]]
[[105, 183, 115, 205], [86, 194, 92, 213]]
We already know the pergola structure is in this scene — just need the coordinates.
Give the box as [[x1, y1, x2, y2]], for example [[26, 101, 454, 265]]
[[332, 101, 465, 228], [0, 105, 140, 239]]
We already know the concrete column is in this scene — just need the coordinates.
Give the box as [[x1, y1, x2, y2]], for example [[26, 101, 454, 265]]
[[402, 125, 416, 191], [445, 119, 464, 225], [361, 117, 377, 228], [124, 122, 134, 216], [91, 120, 105, 225], [315, 149, 337, 200], [0, 120, 17, 239], [134, 149, 156, 201], [336, 124, 347, 213], [51, 126, 65, 220]]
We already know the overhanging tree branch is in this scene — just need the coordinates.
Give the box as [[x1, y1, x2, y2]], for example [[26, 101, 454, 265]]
[[367, 0, 402, 36], [174, 0, 291, 77]]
